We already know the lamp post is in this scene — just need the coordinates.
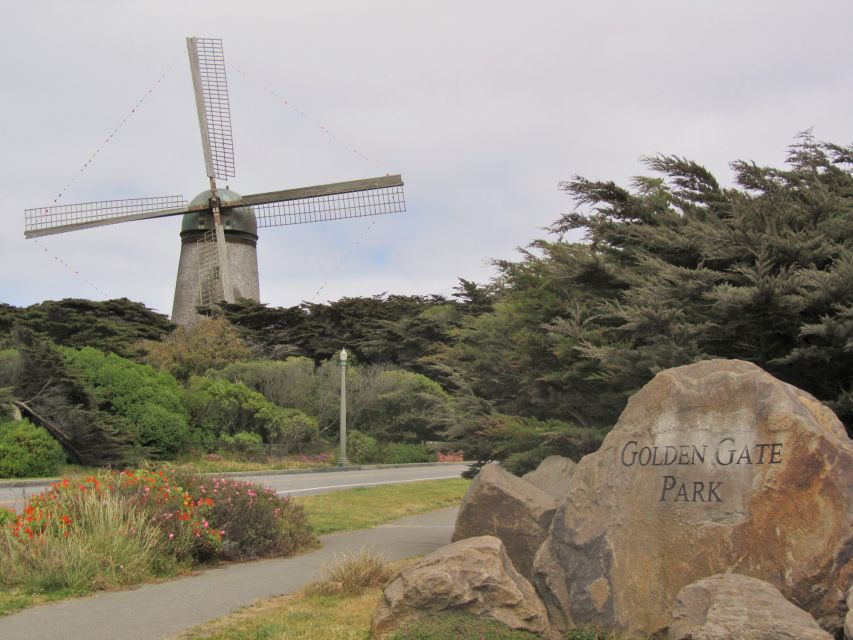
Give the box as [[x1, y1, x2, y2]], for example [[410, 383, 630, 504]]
[[338, 348, 349, 466]]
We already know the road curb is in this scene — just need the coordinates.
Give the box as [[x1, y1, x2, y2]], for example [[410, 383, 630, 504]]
[[0, 461, 472, 490]]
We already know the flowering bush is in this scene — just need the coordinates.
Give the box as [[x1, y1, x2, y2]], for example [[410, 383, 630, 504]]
[[1, 478, 163, 592], [112, 468, 315, 561], [113, 469, 222, 561], [0, 468, 316, 596], [174, 472, 315, 560]]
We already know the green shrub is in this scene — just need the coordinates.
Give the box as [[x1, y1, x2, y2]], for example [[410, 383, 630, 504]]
[[353, 369, 455, 443], [380, 442, 432, 464], [219, 430, 264, 451], [127, 402, 191, 457], [184, 376, 319, 446], [215, 358, 319, 415], [346, 431, 432, 465], [388, 612, 540, 639], [63, 347, 191, 456], [218, 359, 458, 446], [0, 419, 66, 478], [347, 430, 382, 464]]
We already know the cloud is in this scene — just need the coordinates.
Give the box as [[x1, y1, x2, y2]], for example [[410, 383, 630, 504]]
[[2, 0, 851, 317]]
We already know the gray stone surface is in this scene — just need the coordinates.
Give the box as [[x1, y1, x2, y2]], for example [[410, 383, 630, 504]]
[[452, 462, 556, 578], [533, 359, 853, 638], [845, 585, 853, 640], [522, 455, 575, 498], [372, 535, 550, 639], [669, 573, 833, 640]]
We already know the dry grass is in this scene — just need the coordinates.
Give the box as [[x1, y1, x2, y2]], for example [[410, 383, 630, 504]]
[[173, 589, 382, 640], [304, 547, 392, 597]]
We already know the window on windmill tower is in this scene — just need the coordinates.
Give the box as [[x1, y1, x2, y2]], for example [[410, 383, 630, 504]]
[[213, 266, 220, 280]]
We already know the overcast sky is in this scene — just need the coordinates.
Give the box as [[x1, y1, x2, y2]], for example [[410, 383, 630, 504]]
[[2, 1, 851, 318]]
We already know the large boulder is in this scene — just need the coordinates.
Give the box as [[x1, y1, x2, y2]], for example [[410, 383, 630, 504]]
[[533, 359, 853, 638], [522, 455, 576, 498], [372, 535, 550, 639], [669, 574, 832, 640], [453, 463, 556, 578]]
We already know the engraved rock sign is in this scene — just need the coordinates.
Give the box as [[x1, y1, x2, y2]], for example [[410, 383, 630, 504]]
[[533, 359, 853, 638]]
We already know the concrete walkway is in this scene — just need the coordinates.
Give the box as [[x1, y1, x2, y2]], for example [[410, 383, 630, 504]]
[[0, 507, 458, 640]]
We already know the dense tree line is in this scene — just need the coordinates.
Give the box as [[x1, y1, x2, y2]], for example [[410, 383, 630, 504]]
[[433, 134, 853, 435], [217, 280, 492, 373], [0, 298, 172, 358]]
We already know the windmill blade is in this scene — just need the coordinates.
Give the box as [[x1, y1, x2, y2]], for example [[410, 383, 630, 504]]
[[24, 196, 191, 239], [224, 175, 406, 228], [187, 37, 235, 181]]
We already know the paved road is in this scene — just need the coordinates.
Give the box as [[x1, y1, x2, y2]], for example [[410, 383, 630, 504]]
[[0, 506, 460, 640], [0, 464, 469, 512], [246, 464, 468, 497]]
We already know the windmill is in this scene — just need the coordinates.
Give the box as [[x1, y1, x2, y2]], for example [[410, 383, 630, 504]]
[[24, 37, 406, 325]]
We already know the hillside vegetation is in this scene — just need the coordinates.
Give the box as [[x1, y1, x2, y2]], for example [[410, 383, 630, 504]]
[[1, 133, 850, 477]]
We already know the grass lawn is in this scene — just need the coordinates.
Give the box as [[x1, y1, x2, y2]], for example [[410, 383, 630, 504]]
[[0, 587, 87, 617], [174, 589, 383, 640], [297, 478, 470, 535]]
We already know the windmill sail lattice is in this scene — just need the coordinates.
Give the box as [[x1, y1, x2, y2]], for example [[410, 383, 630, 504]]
[[187, 38, 235, 181], [24, 36, 406, 325], [248, 177, 406, 227], [25, 196, 188, 238]]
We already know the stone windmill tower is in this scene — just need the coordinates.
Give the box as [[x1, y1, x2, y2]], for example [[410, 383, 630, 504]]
[[25, 37, 405, 325]]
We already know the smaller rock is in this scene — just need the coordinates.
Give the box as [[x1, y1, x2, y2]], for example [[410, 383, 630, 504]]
[[372, 536, 550, 639], [522, 455, 575, 498], [669, 574, 833, 640], [845, 585, 852, 640], [452, 463, 556, 579]]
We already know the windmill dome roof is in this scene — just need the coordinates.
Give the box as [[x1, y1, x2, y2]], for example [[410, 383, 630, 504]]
[[180, 187, 258, 238]]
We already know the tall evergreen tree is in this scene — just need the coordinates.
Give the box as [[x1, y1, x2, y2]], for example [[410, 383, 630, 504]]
[[9, 329, 130, 465], [0, 298, 172, 358], [435, 134, 853, 434]]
